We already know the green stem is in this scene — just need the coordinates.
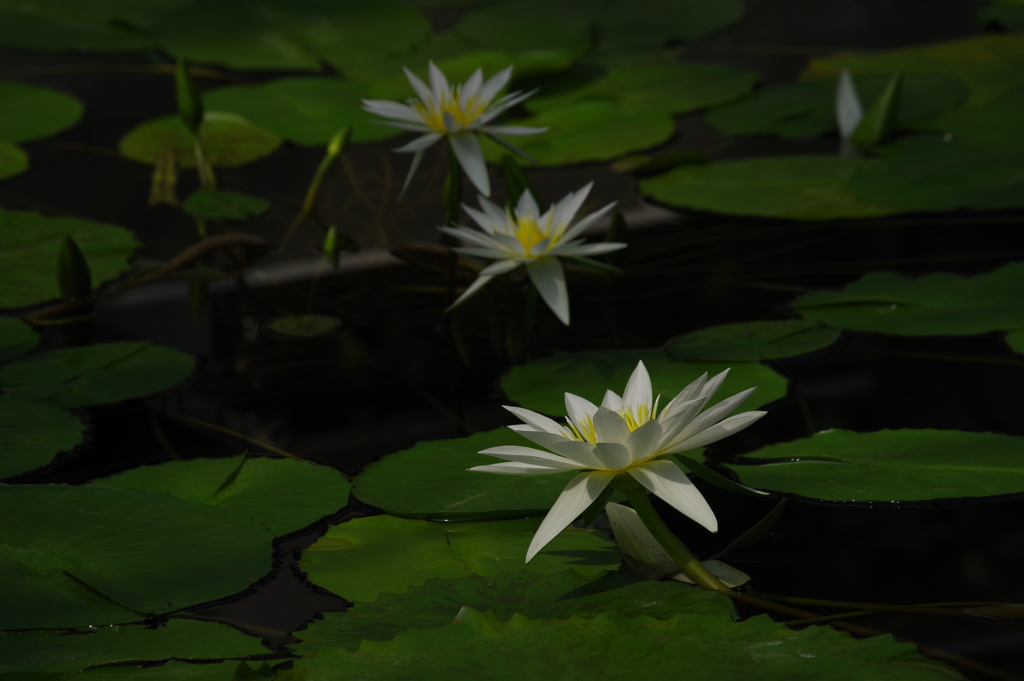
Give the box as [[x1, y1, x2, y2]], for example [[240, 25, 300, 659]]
[[612, 475, 732, 594]]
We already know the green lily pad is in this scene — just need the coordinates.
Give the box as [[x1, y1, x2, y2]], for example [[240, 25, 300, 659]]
[[728, 429, 1024, 502], [0, 341, 196, 408], [157, 0, 431, 72], [291, 608, 963, 680], [707, 74, 967, 139], [0, 395, 85, 480], [0, 620, 273, 674], [848, 136, 1024, 213], [640, 155, 891, 220], [912, 84, 1024, 150], [0, 209, 139, 309], [804, 33, 1024, 107], [527, 62, 757, 116], [594, 0, 744, 53], [119, 113, 281, 169], [0, 81, 83, 143], [70, 661, 242, 681], [0, 0, 187, 52], [1006, 330, 1024, 354], [181, 189, 270, 221], [454, 0, 594, 53], [482, 100, 674, 166], [500, 348, 789, 417], [0, 484, 273, 630], [204, 77, 396, 147], [93, 455, 351, 537], [299, 515, 619, 603], [791, 263, 1024, 336], [0, 317, 39, 363], [0, 140, 27, 182], [667, 320, 841, 362], [353, 429, 581, 520], [979, 4, 1024, 31], [297, 569, 735, 651]]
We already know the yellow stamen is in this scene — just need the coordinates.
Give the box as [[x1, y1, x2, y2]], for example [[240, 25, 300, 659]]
[[414, 89, 487, 133]]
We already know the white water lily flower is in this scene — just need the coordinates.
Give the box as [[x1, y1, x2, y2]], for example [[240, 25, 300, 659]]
[[440, 182, 625, 325], [470, 360, 766, 562], [362, 62, 547, 197]]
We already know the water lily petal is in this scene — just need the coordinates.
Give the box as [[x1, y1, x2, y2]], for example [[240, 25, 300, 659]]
[[450, 133, 490, 196], [504, 405, 569, 435], [559, 201, 618, 242], [591, 441, 633, 470], [526, 470, 616, 562], [552, 242, 627, 257], [526, 257, 569, 325], [592, 407, 630, 445], [664, 411, 767, 453], [479, 65, 514, 103], [625, 419, 663, 462], [700, 369, 731, 401], [836, 69, 864, 140], [601, 390, 623, 410], [403, 66, 434, 107], [512, 429, 605, 468], [670, 387, 757, 447], [515, 190, 541, 221], [428, 61, 450, 104], [470, 461, 574, 475], [629, 460, 717, 532], [478, 445, 582, 470], [462, 204, 500, 233], [654, 396, 705, 451], [461, 68, 484, 109], [551, 182, 592, 228], [394, 132, 443, 153], [660, 373, 708, 419], [476, 89, 537, 124], [564, 392, 598, 436], [621, 361, 653, 415], [398, 147, 426, 201], [446, 273, 496, 311], [439, 225, 506, 250], [478, 124, 547, 136], [479, 258, 520, 276], [362, 99, 424, 123]]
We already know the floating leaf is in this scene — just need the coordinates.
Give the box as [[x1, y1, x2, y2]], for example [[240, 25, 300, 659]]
[[0, 395, 84, 480], [119, 113, 281, 169], [667, 320, 841, 362], [0, 81, 83, 143], [453, 0, 594, 52], [0, 620, 273, 674], [848, 136, 1024, 213], [0, 0, 187, 52], [912, 84, 1024, 150], [707, 74, 966, 139], [792, 263, 1024, 336], [297, 570, 735, 651], [0, 341, 195, 408], [640, 155, 890, 220], [204, 77, 397, 146], [595, 0, 744, 52], [0, 209, 138, 309], [0, 485, 273, 629], [1006, 330, 1024, 355], [181, 189, 270, 221], [69, 661, 241, 681], [93, 455, 351, 537], [979, 4, 1024, 31], [353, 429, 580, 520], [804, 33, 1024, 107], [728, 429, 1024, 502], [527, 63, 757, 116], [291, 608, 963, 680], [299, 515, 619, 603], [500, 348, 789, 417], [0, 317, 39, 363], [482, 100, 674, 166], [157, 0, 430, 72], [0, 141, 27, 181]]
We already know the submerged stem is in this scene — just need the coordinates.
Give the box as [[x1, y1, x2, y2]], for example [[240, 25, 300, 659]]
[[612, 475, 732, 594]]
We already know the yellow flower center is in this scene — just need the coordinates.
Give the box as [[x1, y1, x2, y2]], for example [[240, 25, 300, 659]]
[[415, 92, 487, 133], [565, 396, 661, 444], [514, 216, 548, 252]]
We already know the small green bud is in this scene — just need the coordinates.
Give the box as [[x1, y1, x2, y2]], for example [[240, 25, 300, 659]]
[[57, 235, 92, 303], [851, 73, 902, 152], [175, 58, 204, 135], [323, 225, 340, 269], [327, 127, 351, 159]]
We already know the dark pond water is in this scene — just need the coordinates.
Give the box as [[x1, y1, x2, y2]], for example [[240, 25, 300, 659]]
[[6, 0, 1024, 676]]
